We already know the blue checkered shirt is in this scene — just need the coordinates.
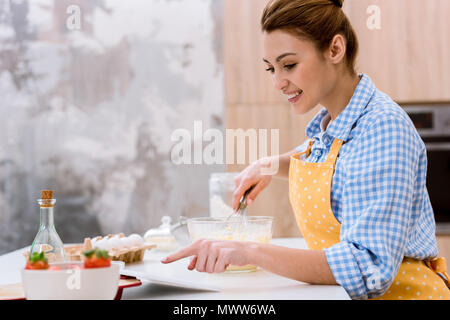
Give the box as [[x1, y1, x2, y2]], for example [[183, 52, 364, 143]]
[[296, 74, 438, 299]]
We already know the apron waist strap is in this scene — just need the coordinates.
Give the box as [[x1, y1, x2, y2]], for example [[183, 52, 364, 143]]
[[425, 257, 450, 288]]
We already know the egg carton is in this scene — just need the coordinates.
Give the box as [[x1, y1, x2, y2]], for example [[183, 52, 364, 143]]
[[82, 233, 156, 264], [23, 244, 82, 263], [64, 244, 85, 261]]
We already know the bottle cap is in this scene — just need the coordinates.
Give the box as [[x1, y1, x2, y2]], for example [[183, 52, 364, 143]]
[[39, 190, 55, 207]]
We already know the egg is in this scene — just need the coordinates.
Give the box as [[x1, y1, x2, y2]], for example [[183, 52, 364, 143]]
[[94, 238, 107, 250], [119, 237, 133, 248], [107, 237, 123, 250], [128, 234, 144, 246]]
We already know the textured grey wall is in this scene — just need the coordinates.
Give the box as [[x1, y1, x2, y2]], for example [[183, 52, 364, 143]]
[[0, 0, 224, 253]]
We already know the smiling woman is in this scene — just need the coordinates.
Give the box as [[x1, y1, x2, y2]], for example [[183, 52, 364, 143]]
[[164, 0, 450, 301]]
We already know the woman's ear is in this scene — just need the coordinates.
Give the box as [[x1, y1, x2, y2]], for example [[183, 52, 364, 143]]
[[325, 34, 346, 65]]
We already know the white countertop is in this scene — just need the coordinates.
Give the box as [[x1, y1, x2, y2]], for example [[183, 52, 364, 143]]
[[0, 238, 350, 300]]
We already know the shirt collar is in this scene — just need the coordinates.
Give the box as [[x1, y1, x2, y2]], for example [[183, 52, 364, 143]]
[[306, 74, 376, 143]]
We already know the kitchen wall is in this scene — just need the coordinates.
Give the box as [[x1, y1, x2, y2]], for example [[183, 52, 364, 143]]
[[0, 0, 225, 253]]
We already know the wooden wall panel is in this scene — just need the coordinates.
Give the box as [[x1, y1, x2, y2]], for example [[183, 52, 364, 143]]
[[224, 0, 283, 106], [437, 236, 450, 263], [344, 0, 450, 102]]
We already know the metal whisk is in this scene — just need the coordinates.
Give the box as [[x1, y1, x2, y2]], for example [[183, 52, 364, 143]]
[[227, 186, 254, 220]]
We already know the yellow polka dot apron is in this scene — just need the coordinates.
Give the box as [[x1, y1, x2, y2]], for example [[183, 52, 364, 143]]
[[288, 138, 450, 300]]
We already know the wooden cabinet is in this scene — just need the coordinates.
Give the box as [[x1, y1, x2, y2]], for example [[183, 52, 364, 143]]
[[344, 0, 450, 102], [437, 236, 450, 262], [224, 0, 276, 106]]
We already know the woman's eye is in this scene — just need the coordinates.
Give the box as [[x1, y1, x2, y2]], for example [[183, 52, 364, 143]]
[[284, 63, 297, 70], [265, 63, 296, 73]]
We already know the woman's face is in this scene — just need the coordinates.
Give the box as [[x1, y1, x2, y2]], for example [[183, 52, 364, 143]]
[[262, 30, 337, 114]]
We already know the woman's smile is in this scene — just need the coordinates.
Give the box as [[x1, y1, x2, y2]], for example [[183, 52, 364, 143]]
[[285, 89, 303, 104]]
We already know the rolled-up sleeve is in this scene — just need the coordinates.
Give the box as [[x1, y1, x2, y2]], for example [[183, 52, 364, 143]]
[[324, 113, 421, 299]]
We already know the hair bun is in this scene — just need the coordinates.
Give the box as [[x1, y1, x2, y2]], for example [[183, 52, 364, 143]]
[[330, 0, 343, 8]]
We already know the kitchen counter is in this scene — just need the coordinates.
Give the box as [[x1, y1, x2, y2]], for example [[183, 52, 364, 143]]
[[0, 238, 350, 300]]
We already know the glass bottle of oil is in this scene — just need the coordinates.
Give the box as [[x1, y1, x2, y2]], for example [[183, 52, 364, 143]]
[[29, 190, 65, 262]]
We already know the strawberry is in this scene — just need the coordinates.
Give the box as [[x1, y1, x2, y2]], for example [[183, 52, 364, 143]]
[[25, 252, 49, 270], [82, 248, 111, 268]]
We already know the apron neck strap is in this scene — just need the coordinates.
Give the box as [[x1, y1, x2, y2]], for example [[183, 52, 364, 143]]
[[305, 139, 314, 158], [324, 138, 344, 164], [305, 138, 344, 164]]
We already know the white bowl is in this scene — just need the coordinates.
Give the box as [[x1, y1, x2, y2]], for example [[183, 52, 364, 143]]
[[21, 261, 122, 300]]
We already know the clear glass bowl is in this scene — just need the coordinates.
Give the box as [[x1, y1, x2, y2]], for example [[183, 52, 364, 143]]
[[187, 216, 274, 272]]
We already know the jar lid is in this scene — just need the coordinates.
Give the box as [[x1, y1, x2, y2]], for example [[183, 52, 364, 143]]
[[144, 216, 173, 238]]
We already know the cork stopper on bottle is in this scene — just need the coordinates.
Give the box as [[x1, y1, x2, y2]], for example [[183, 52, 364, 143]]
[[40, 190, 55, 207], [41, 190, 53, 200]]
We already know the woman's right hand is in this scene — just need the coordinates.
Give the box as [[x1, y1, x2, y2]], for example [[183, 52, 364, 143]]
[[232, 156, 276, 211]]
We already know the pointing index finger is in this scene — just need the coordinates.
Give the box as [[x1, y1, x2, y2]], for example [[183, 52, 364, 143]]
[[161, 243, 197, 264]]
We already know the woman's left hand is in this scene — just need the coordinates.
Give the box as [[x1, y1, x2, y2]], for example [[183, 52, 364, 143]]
[[161, 239, 252, 273]]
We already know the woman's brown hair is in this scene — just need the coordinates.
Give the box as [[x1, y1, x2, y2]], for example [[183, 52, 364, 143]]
[[261, 0, 358, 74]]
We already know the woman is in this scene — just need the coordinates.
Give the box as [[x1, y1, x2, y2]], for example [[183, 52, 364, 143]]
[[162, 0, 450, 300]]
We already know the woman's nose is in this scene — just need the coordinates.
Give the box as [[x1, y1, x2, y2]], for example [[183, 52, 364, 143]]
[[273, 73, 288, 91]]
